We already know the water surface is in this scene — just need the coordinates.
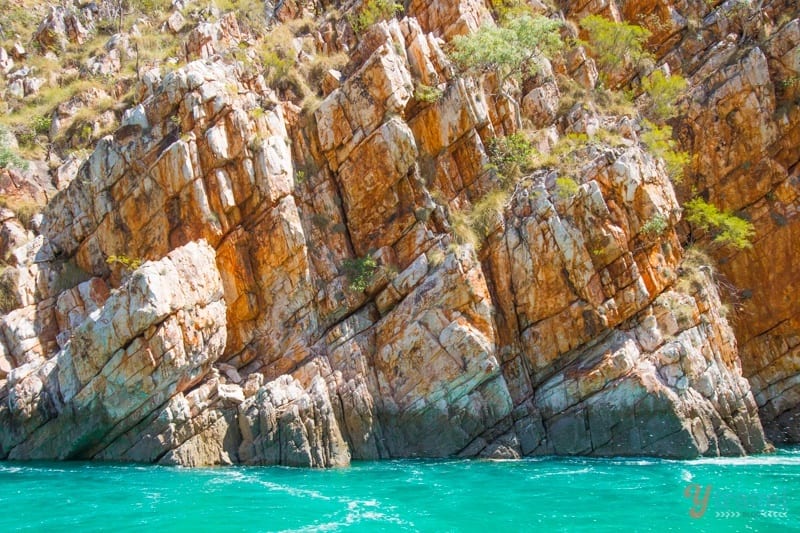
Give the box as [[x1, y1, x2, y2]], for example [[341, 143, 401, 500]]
[[1, 448, 798, 532]]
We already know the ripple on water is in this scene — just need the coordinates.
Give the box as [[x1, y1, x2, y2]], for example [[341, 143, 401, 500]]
[[0, 448, 797, 532]]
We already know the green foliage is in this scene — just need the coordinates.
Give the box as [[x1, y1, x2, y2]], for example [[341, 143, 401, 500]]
[[640, 120, 690, 182], [555, 176, 580, 199], [16, 129, 36, 149], [106, 254, 143, 271], [460, 189, 510, 246], [0, 145, 27, 171], [580, 15, 653, 86], [450, 209, 480, 249], [641, 214, 669, 237], [489, 0, 535, 21], [475, 190, 508, 234], [684, 198, 755, 249], [553, 132, 590, 155], [32, 115, 52, 136], [0, 127, 27, 171], [350, 0, 403, 34], [533, 132, 591, 171], [641, 70, 688, 121], [137, 0, 173, 12], [486, 133, 534, 182], [450, 14, 563, 86], [342, 255, 378, 293], [261, 48, 294, 86], [414, 83, 444, 104]]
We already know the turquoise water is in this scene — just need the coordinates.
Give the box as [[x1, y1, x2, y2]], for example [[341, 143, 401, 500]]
[[1, 449, 799, 532]]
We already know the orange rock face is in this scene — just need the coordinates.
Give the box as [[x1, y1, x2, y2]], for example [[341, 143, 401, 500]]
[[0, 2, 789, 465], [567, 0, 800, 443]]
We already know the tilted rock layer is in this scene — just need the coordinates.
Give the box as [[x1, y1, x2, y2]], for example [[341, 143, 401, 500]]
[[561, 0, 800, 444], [2, 0, 795, 465]]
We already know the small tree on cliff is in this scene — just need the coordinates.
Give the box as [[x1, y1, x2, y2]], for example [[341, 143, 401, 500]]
[[580, 15, 653, 88], [641, 70, 688, 122], [488, 0, 533, 21], [450, 14, 563, 92], [684, 197, 755, 250]]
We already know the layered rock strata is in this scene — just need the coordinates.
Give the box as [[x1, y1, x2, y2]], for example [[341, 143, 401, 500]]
[[562, 0, 800, 444], [0, 4, 777, 464]]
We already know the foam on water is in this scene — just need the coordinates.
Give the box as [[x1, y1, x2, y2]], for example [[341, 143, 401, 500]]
[[0, 449, 798, 532]]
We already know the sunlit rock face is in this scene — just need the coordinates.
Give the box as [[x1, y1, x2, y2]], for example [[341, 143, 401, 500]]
[[560, 0, 800, 444], [3, 0, 792, 465]]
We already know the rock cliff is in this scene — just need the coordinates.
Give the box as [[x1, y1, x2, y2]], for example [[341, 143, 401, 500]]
[[560, 0, 800, 445], [0, 0, 795, 465]]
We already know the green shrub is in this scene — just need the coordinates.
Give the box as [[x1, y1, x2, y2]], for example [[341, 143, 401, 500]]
[[261, 48, 294, 86], [0, 127, 27, 171], [555, 176, 580, 199], [17, 129, 36, 148], [445, 189, 511, 251], [641, 214, 669, 236], [450, 14, 563, 87], [350, 0, 403, 34], [580, 15, 653, 86], [640, 120, 690, 182], [486, 133, 534, 182], [342, 255, 378, 292], [450, 209, 481, 250], [32, 115, 52, 136], [106, 254, 143, 271], [641, 70, 688, 121], [0, 145, 27, 171], [533, 132, 591, 172], [684, 198, 754, 249], [489, 0, 535, 22], [414, 83, 444, 104], [137, 0, 173, 12]]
